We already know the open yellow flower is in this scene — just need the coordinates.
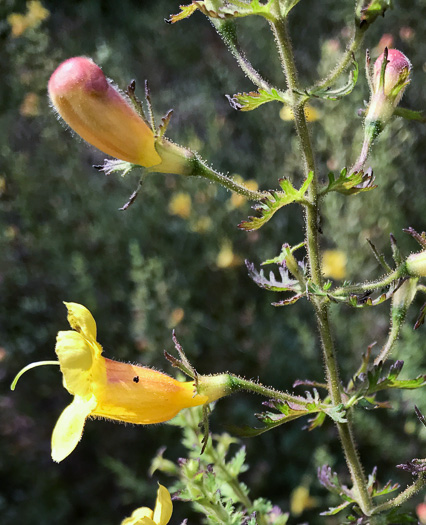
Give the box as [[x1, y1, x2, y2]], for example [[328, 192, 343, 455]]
[[50, 302, 223, 462], [121, 484, 173, 525], [11, 302, 232, 462]]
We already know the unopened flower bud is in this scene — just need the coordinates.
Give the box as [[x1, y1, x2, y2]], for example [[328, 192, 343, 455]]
[[365, 48, 411, 140], [48, 57, 195, 175], [406, 251, 426, 277]]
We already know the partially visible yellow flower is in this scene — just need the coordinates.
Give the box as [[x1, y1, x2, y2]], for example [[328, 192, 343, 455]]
[[168, 307, 185, 329], [122, 484, 173, 525], [216, 241, 242, 269], [168, 192, 191, 219], [20, 92, 40, 117], [8, 1, 49, 37], [280, 104, 321, 123], [290, 485, 317, 517], [229, 177, 259, 209], [51, 302, 223, 462], [322, 250, 347, 280]]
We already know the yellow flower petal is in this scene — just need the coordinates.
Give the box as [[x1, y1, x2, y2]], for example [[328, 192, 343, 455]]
[[64, 302, 97, 341], [152, 485, 173, 525], [322, 250, 347, 280], [51, 395, 97, 462], [55, 330, 94, 397], [121, 507, 155, 525]]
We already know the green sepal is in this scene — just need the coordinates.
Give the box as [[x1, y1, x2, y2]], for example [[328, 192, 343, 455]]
[[299, 57, 358, 101], [322, 167, 377, 196], [166, 3, 200, 23], [394, 107, 426, 122], [226, 88, 288, 111], [239, 171, 313, 231]]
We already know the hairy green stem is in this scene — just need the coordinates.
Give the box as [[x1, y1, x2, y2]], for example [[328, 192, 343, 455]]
[[332, 267, 405, 297], [191, 155, 268, 200], [270, 15, 373, 515], [371, 473, 426, 515], [226, 374, 317, 406]]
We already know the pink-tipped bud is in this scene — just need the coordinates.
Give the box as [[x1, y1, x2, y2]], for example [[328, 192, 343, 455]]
[[365, 49, 411, 139], [372, 49, 411, 102], [48, 57, 161, 166]]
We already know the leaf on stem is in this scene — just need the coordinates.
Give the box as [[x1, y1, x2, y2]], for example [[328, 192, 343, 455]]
[[347, 360, 426, 408], [323, 167, 377, 196], [239, 172, 313, 231], [245, 261, 302, 293], [167, 0, 277, 24], [318, 465, 356, 516], [226, 88, 287, 111], [229, 396, 324, 437], [299, 57, 359, 101]]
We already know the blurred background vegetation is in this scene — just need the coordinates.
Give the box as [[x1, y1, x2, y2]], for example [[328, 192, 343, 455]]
[[1, 0, 425, 523]]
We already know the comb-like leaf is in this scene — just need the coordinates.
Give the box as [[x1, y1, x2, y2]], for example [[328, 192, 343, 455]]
[[239, 172, 313, 231], [322, 167, 377, 196], [246, 261, 302, 293], [226, 88, 287, 111]]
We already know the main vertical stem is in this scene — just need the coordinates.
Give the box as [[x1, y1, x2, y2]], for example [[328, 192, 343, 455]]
[[270, 16, 373, 515]]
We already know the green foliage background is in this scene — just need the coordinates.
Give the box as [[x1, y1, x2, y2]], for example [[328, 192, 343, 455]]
[[1, 0, 425, 523]]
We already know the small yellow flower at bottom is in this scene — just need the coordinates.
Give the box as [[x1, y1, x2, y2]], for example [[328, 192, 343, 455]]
[[121, 485, 173, 525], [51, 302, 221, 462]]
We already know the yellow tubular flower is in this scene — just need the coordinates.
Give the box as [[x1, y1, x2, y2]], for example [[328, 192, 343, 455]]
[[52, 302, 217, 463], [121, 484, 173, 525]]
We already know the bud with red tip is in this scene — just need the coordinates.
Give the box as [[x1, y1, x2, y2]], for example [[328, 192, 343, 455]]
[[365, 48, 412, 140], [351, 48, 412, 173], [48, 57, 194, 174]]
